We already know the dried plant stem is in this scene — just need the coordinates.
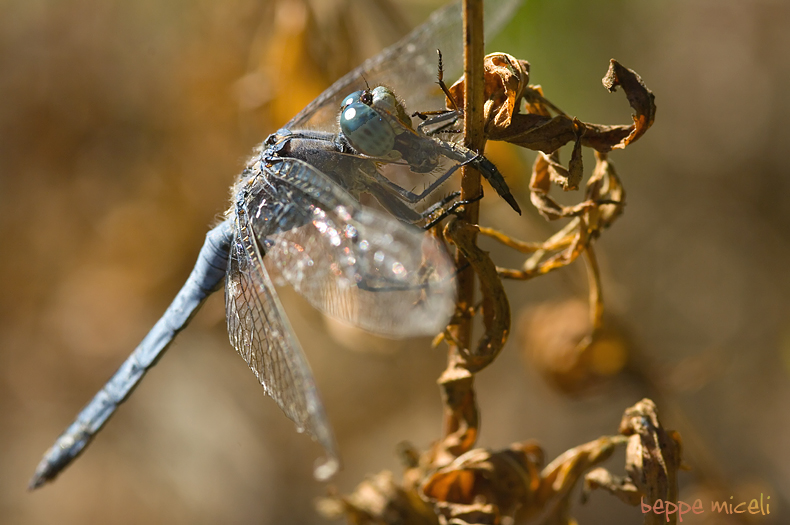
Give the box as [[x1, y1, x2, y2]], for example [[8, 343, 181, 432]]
[[438, 0, 486, 460]]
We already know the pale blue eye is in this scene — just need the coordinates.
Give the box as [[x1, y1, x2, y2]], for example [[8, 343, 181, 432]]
[[339, 98, 395, 157], [341, 90, 365, 110]]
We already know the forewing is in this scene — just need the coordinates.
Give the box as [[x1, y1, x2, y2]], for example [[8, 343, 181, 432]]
[[287, 0, 523, 132], [225, 218, 339, 480], [257, 159, 456, 338]]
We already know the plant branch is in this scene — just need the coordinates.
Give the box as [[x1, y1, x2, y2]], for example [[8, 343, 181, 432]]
[[437, 0, 487, 461]]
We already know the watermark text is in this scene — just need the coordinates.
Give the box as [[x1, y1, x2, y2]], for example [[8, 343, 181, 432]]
[[641, 494, 770, 522]]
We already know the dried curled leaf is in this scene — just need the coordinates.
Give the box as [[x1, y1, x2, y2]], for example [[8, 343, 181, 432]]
[[421, 442, 544, 525], [620, 399, 683, 509], [582, 467, 642, 506], [584, 151, 625, 228], [532, 436, 625, 525], [601, 59, 657, 149], [316, 470, 438, 525], [578, 399, 684, 525], [321, 400, 676, 525], [481, 152, 626, 283], [530, 150, 593, 220], [446, 54, 655, 154], [436, 365, 478, 459], [447, 53, 530, 132], [444, 218, 510, 369]]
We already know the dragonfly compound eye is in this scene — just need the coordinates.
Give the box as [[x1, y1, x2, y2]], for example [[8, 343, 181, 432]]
[[339, 101, 395, 157], [341, 90, 365, 111]]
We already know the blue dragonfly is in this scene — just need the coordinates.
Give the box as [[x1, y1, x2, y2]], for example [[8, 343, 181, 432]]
[[30, 0, 522, 488]]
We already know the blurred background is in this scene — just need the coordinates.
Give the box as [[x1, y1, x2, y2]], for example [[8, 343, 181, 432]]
[[1, 0, 788, 523]]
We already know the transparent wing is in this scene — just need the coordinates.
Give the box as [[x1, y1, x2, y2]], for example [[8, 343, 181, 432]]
[[225, 216, 339, 481], [272, 120, 476, 218], [287, 0, 523, 132], [376, 104, 512, 203], [252, 158, 456, 338]]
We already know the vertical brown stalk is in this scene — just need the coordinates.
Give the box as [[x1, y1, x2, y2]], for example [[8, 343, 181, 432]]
[[438, 0, 486, 460]]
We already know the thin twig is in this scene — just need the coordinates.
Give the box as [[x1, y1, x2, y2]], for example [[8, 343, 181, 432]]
[[583, 246, 603, 332]]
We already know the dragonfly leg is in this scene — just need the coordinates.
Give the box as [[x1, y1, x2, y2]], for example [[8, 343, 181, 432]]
[[412, 49, 463, 135], [421, 189, 485, 230], [29, 220, 233, 489], [378, 143, 521, 215], [372, 158, 466, 205], [364, 180, 424, 223], [413, 109, 461, 135], [420, 191, 462, 217]]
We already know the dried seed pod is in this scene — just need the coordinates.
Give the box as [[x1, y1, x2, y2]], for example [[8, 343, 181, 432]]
[[421, 442, 544, 524], [518, 299, 628, 395]]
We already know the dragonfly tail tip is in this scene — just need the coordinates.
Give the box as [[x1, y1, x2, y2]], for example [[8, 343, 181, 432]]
[[313, 457, 341, 482], [28, 469, 50, 491]]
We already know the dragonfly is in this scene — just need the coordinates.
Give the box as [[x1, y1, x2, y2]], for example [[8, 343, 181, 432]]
[[30, 0, 523, 489]]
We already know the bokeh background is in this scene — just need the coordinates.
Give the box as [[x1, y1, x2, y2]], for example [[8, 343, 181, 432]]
[[2, 0, 788, 523]]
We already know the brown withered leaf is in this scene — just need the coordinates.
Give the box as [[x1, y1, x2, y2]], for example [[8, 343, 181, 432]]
[[528, 139, 624, 223], [582, 467, 642, 506], [567, 134, 584, 189], [482, 152, 626, 282], [444, 218, 510, 369], [446, 53, 530, 132], [601, 59, 657, 149], [492, 113, 580, 153], [435, 365, 478, 459], [530, 436, 624, 525], [576, 400, 682, 525], [530, 151, 595, 220], [584, 152, 625, 229], [535, 436, 622, 506], [316, 470, 438, 525], [539, 140, 584, 193], [421, 442, 544, 525], [619, 399, 683, 512], [446, 55, 655, 154], [576, 123, 633, 153]]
